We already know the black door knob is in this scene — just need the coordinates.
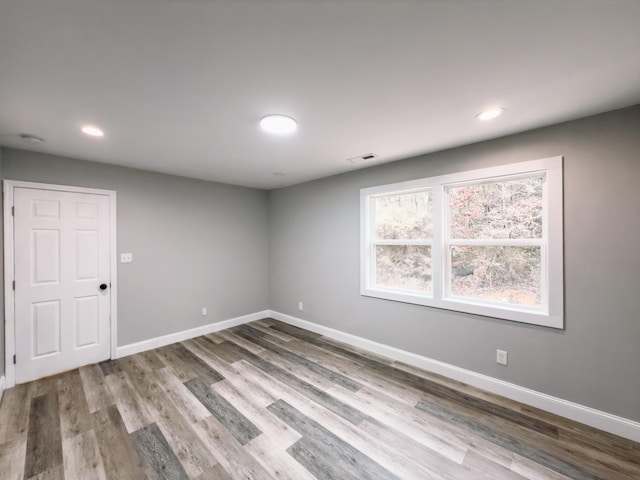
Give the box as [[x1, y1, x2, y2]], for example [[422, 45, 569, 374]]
[[99, 283, 108, 291]]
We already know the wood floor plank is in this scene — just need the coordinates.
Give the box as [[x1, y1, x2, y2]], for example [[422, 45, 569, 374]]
[[92, 405, 146, 480], [183, 339, 256, 390], [79, 364, 114, 414], [199, 339, 245, 364], [420, 390, 637, 480], [156, 414, 217, 478], [153, 368, 211, 424], [268, 399, 400, 480], [131, 423, 190, 480], [27, 464, 64, 480], [121, 356, 218, 477], [392, 359, 522, 410], [0, 382, 34, 443], [216, 329, 267, 355], [262, 333, 425, 406], [170, 343, 225, 385], [192, 415, 276, 480], [234, 325, 364, 392], [234, 338, 357, 402], [194, 463, 234, 480], [230, 360, 290, 406], [510, 454, 575, 480], [57, 370, 92, 439], [33, 376, 59, 398], [204, 332, 227, 344], [98, 359, 123, 377], [62, 429, 108, 480], [211, 378, 301, 448], [185, 377, 262, 445], [0, 438, 27, 480], [463, 450, 528, 480], [267, 322, 323, 341], [244, 434, 317, 480], [522, 404, 640, 476], [415, 397, 604, 480], [269, 323, 392, 366], [138, 350, 167, 370], [104, 371, 155, 433], [24, 392, 63, 479], [219, 340, 368, 425], [328, 382, 468, 464], [154, 345, 199, 383], [244, 322, 296, 343], [256, 373, 445, 480]]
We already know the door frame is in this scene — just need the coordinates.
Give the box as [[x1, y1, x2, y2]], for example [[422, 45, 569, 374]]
[[3, 180, 117, 388]]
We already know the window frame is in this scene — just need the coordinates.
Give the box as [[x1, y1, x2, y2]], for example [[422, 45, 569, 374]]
[[360, 156, 564, 328]]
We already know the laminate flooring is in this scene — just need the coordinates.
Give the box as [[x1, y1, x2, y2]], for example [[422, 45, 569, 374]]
[[1, 319, 639, 479]]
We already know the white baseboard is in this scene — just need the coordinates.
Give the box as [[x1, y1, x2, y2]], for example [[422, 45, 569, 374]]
[[115, 310, 269, 358], [268, 310, 640, 443], [0, 375, 5, 404]]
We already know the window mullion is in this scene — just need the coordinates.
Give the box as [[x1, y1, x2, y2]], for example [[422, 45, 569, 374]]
[[373, 239, 433, 246], [448, 238, 544, 247], [432, 184, 444, 301]]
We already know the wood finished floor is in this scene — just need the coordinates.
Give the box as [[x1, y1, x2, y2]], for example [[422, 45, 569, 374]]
[[1, 319, 639, 480]]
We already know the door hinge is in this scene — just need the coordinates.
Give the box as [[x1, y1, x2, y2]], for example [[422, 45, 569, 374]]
[[12, 280, 15, 290], [11, 205, 14, 216], [13, 354, 16, 364]]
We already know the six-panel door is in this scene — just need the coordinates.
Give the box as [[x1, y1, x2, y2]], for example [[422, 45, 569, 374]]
[[14, 187, 111, 384]]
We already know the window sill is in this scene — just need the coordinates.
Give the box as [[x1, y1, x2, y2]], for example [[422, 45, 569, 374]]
[[361, 287, 563, 329]]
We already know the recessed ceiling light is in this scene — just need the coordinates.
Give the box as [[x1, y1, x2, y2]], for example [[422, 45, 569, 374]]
[[476, 107, 505, 121], [260, 115, 297, 134], [20, 133, 45, 144], [81, 125, 105, 137]]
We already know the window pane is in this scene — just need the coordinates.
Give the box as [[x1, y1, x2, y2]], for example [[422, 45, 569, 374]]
[[449, 176, 543, 239], [449, 246, 541, 307], [376, 245, 432, 293], [375, 191, 432, 239]]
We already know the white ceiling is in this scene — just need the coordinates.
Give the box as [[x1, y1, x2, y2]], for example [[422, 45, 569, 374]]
[[1, 1, 639, 189]]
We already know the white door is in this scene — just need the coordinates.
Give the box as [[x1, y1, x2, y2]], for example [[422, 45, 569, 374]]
[[14, 187, 111, 384]]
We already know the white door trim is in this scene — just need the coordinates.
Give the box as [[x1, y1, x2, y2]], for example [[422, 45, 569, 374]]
[[3, 180, 117, 388]]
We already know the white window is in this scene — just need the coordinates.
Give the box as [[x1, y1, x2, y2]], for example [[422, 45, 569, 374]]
[[360, 157, 563, 328]]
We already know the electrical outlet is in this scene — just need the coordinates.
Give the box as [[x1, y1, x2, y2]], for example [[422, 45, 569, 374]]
[[120, 253, 133, 263], [496, 349, 508, 366], [298, 302, 304, 311], [201, 307, 207, 316]]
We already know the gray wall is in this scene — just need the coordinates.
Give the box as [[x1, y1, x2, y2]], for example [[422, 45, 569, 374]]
[[2, 148, 269, 346], [269, 105, 640, 421]]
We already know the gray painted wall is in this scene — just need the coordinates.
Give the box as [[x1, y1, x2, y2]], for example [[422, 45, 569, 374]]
[[269, 105, 640, 421], [2, 148, 269, 346]]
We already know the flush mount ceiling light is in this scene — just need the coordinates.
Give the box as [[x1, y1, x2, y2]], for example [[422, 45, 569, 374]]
[[476, 107, 505, 121], [81, 125, 105, 137], [259, 114, 297, 134]]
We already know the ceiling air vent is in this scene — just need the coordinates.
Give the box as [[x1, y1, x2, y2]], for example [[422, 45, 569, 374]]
[[20, 133, 45, 144], [347, 153, 378, 164]]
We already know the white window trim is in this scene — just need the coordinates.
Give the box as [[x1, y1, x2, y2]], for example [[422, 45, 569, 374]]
[[360, 156, 564, 329]]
